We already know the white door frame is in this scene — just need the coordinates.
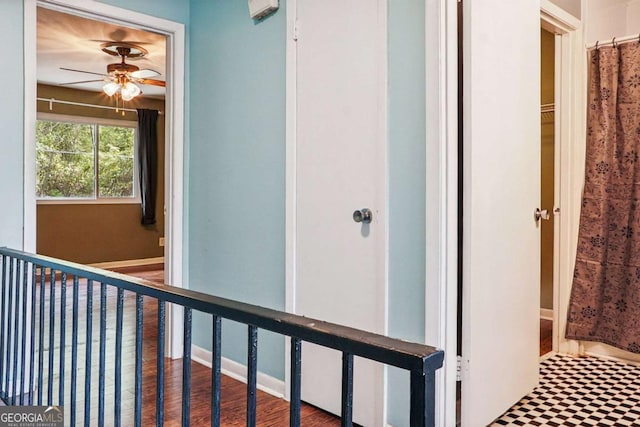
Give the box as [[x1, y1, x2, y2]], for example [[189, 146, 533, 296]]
[[23, 0, 186, 358], [539, 0, 584, 357], [424, 0, 458, 425], [284, 0, 388, 422]]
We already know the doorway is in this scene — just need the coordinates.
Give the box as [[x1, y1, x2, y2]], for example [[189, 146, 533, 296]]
[[24, 0, 186, 357], [35, 6, 167, 272], [540, 27, 555, 357], [457, 1, 584, 425]]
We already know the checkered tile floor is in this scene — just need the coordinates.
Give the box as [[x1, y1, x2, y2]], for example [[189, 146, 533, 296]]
[[491, 354, 640, 426]]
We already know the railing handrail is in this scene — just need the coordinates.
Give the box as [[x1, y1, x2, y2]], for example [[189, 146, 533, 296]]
[[0, 247, 443, 373]]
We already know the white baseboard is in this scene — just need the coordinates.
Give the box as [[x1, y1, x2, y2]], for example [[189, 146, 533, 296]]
[[90, 257, 164, 270], [540, 308, 554, 321], [581, 342, 640, 366], [540, 351, 557, 362], [191, 344, 285, 399]]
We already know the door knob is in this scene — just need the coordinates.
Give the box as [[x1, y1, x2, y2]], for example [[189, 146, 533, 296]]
[[534, 208, 550, 223], [353, 208, 372, 224]]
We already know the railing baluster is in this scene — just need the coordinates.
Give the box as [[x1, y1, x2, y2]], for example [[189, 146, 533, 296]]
[[290, 337, 302, 427], [341, 352, 354, 427], [211, 315, 221, 427], [0, 255, 8, 401], [37, 265, 45, 406], [157, 300, 166, 426], [84, 280, 94, 427], [182, 307, 192, 427], [70, 275, 79, 427], [3, 258, 13, 403], [410, 368, 436, 427], [28, 263, 37, 406], [12, 259, 22, 405], [59, 272, 66, 406], [0, 248, 447, 427], [19, 261, 28, 405], [247, 325, 258, 427], [134, 294, 143, 427], [98, 283, 107, 427], [114, 288, 124, 427], [4, 258, 12, 404], [47, 268, 55, 405]]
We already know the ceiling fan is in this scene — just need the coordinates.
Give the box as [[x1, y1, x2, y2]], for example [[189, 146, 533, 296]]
[[60, 42, 165, 101]]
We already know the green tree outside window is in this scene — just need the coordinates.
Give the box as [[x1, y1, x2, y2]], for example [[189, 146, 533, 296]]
[[36, 119, 136, 199]]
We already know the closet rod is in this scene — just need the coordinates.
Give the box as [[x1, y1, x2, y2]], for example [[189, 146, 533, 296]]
[[36, 97, 163, 115], [587, 33, 640, 50]]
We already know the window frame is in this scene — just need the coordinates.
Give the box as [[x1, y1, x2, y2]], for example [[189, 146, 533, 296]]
[[36, 113, 140, 205]]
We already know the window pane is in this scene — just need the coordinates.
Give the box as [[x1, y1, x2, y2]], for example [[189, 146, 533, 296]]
[[36, 121, 95, 198], [98, 126, 135, 198]]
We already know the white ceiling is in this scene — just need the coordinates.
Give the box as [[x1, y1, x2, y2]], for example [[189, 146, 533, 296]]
[[37, 7, 166, 98]]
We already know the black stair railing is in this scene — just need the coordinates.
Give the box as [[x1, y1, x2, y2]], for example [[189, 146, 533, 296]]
[[0, 247, 444, 426]]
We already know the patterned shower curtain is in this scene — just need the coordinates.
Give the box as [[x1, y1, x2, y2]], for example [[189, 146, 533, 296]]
[[566, 43, 640, 353]]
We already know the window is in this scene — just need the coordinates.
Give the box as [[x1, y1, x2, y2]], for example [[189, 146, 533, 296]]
[[36, 116, 137, 201]]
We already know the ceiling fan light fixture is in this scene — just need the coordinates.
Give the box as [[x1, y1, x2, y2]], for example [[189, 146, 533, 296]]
[[121, 81, 141, 101], [103, 81, 120, 97]]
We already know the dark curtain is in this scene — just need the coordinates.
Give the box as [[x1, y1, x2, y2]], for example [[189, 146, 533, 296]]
[[566, 43, 640, 353], [137, 109, 158, 225]]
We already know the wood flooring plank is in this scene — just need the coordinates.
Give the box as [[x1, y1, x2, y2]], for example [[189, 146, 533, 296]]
[[540, 319, 552, 356]]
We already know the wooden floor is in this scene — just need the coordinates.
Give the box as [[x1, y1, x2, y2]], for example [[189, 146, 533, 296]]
[[540, 319, 552, 356], [30, 266, 340, 426]]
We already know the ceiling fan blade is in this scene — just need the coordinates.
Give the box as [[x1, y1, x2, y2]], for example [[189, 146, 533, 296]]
[[130, 69, 160, 79], [59, 79, 105, 86], [60, 67, 107, 77], [139, 78, 166, 87]]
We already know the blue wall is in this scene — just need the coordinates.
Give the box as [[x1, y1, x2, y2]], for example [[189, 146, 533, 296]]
[[387, 0, 426, 424], [0, 0, 426, 421], [188, 0, 287, 379], [187, 0, 426, 422], [0, 0, 24, 249]]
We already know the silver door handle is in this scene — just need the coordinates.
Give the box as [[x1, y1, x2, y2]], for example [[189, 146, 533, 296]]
[[534, 208, 550, 223], [353, 208, 372, 224]]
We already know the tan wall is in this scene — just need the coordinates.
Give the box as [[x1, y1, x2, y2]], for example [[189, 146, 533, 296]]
[[36, 84, 165, 264], [540, 29, 555, 310]]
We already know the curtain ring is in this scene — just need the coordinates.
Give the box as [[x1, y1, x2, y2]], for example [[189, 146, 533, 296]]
[[612, 37, 617, 48], [595, 41, 599, 50]]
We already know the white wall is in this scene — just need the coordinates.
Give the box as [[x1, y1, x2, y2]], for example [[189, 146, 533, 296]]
[[626, 0, 640, 33], [585, 0, 635, 43], [550, 0, 581, 18]]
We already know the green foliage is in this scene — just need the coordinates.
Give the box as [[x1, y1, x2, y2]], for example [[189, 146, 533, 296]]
[[98, 126, 135, 197], [36, 120, 135, 199]]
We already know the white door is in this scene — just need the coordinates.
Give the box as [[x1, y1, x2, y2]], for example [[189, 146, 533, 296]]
[[461, 1, 541, 425], [291, 0, 387, 425]]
